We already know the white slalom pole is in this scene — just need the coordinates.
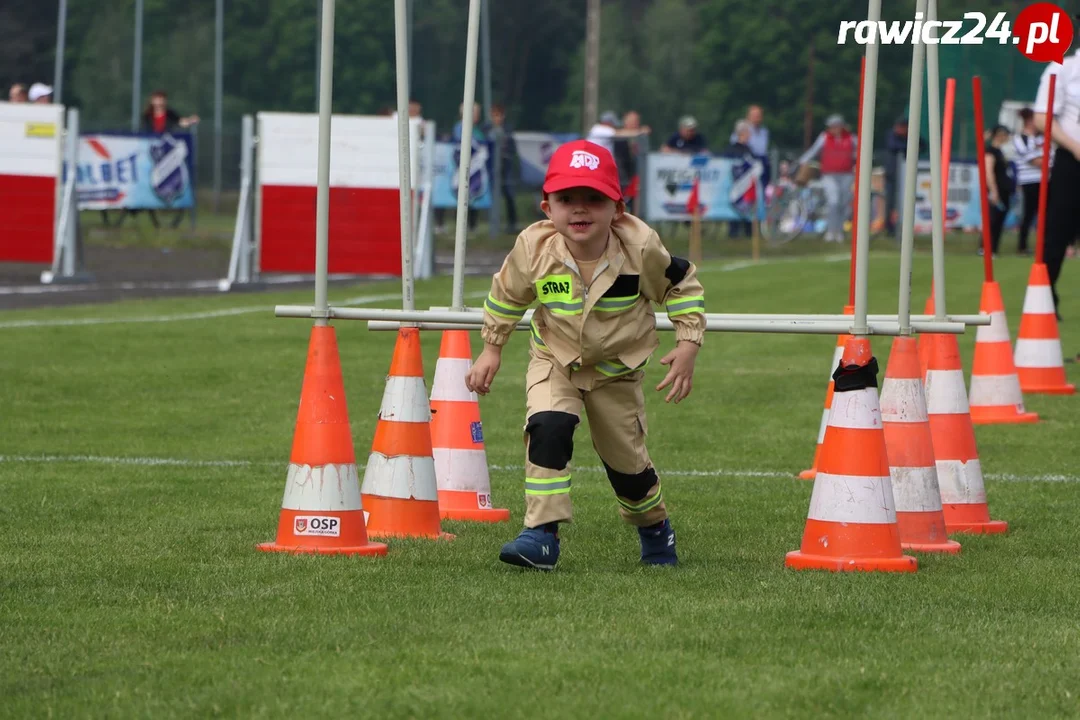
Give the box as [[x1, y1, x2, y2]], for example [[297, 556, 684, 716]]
[[313, 0, 336, 326], [395, 0, 415, 312], [853, 0, 881, 335], [926, 0, 947, 321], [451, 0, 483, 311], [898, 0, 928, 335]]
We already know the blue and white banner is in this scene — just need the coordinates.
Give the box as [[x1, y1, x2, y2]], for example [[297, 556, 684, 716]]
[[513, 131, 580, 187], [74, 132, 195, 211], [644, 153, 765, 222], [432, 139, 493, 209]]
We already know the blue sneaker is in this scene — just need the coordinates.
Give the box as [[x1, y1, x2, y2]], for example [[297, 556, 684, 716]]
[[638, 519, 678, 566], [499, 524, 560, 571]]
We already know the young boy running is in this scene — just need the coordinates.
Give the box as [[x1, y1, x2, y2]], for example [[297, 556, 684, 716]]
[[465, 140, 706, 571]]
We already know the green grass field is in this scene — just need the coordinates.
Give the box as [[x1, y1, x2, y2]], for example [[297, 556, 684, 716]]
[[3, 248, 1079, 718]]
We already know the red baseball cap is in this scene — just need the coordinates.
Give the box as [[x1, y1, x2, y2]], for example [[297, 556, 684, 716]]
[[543, 140, 622, 201]]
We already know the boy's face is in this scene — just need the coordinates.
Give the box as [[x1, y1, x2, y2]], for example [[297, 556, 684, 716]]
[[542, 187, 623, 247]]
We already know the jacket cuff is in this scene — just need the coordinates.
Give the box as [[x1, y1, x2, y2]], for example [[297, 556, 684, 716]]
[[481, 326, 512, 347], [674, 323, 705, 346]]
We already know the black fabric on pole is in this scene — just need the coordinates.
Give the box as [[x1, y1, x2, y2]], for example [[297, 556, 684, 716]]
[[832, 356, 879, 391]]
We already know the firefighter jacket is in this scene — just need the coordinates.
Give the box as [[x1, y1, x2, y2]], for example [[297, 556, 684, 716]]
[[481, 213, 706, 376]]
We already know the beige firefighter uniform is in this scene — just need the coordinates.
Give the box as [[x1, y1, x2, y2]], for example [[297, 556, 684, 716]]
[[480, 213, 706, 528]]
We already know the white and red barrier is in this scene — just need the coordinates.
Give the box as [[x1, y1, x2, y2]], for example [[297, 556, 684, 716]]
[[0, 102, 65, 265], [255, 112, 423, 278]]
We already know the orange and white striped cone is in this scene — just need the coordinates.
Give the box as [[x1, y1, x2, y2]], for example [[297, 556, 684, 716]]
[[925, 333, 1008, 535], [361, 328, 454, 540], [430, 330, 511, 522], [786, 336, 918, 573], [881, 337, 961, 554], [799, 305, 853, 480], [258, 326, 387, 556], [969, 280, 1039, 424], [1014, 264, 1075, 395]]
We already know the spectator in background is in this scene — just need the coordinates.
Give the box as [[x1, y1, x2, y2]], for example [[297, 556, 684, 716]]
[[453, 102, 486, 232], [8, 84, 28, 103], [725, 120, 756, 238], [28, 83, 53, 104], [731, 105, 769, 157], [140, 90, 199, 133], [662, 115, 707, 154], [1014, 108, 1043, 256], [487, 103, 519, 232], [588, 110, 651, 156], [799, 113, 857, 243], [883, 116, 925, 235], [409, 100, 423, 118], [980, 125, 1017, 258], [613, 110, 647, 214]]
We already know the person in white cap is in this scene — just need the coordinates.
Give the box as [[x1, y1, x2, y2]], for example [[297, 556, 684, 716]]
[[28, 83, 53, 104], [587, 110, 650, 156], [798, 113, 858, 243]]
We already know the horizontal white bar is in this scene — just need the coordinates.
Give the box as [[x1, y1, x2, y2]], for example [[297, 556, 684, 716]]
[[277, 306, 969, 336]]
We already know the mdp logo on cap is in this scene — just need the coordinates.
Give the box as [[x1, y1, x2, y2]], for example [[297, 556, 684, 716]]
[[569, 149, 601, 171]]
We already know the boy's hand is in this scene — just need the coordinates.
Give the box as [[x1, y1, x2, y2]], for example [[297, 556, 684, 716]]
[[466, 346, 502, 396], [655, 341, 700, 404]]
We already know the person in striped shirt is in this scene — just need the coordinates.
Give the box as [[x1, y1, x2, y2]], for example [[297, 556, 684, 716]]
[[1013, 109, 1044, 256]]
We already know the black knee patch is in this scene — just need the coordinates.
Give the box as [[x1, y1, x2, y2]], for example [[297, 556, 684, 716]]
[[526, 411, 578, 470], [602, 460, 658, 501]]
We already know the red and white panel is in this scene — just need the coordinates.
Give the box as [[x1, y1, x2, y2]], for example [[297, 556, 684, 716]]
[[257, 112, 419, 277], [0, 102, 64, 264]]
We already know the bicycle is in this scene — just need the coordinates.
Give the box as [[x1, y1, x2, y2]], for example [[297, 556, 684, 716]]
[[763, 161, 884, 246]]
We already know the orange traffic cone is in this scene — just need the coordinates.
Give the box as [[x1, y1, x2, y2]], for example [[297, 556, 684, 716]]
[[799, 305, 852, 480], [430, 330, 511, 522], [1014, 264, 1075, 395], [969, 280, 1039, 424], [258, 326, 387, 556], [880, 337, 961, 554], [360, 328, 453, 540], [925, 333, 1008, 534], [786, 336, 917, 573]]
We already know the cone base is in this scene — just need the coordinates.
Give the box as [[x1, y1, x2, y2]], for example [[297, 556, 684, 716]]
[[441, 507, 511, 522], [362, 494, 455, 541], [901, 539, 962, 554], [798, 469, 817, 480], [785, 550, 917, 573], [946, 520, 1009, 535], [1019, 383, 1076, 395], [970, 407, 1040, 425], [256, 541, 388, 556]]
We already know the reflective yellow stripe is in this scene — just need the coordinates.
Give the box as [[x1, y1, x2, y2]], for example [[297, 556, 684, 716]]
[[543, 300, 583, 315], [617, 484, 664, 513], [666, 295, 705, 317], [525, 475, 571, 495], [594, 294, 640, 312], [485, 294, 529, 319], [530, 318, 547, 347], [595, 357, 650, 378]]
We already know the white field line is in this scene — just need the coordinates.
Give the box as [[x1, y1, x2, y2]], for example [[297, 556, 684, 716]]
[[696, 253, 848, 274], [0, 273, 393, 296], [0, 454, 1075, 483], [0, 290, 490, 330]]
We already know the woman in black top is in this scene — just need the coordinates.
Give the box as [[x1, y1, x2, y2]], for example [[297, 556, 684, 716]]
[[980, 125, 1016, 256]]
